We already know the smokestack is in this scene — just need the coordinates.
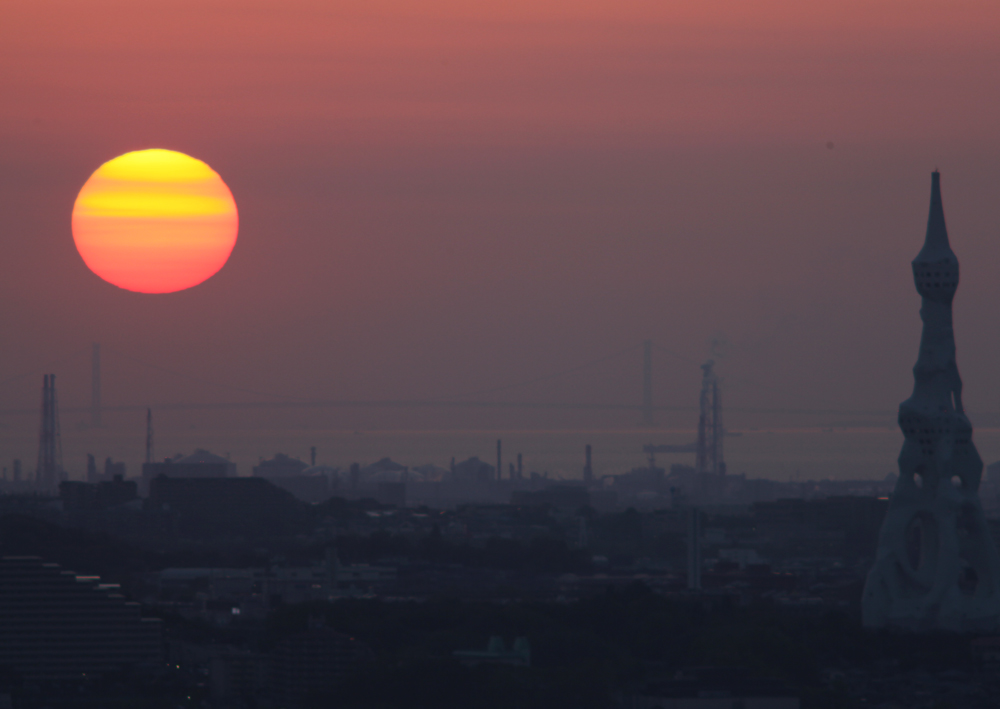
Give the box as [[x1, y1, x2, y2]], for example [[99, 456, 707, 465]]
[[496, 439, 502, 482], [583, 444, 593, 484], [517, 453, 523, 480], [91, 343, 101, 428], [310, 446, 317, 467]]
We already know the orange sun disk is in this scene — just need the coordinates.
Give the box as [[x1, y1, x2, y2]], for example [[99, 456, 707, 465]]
[[72, 149, 238, 294]]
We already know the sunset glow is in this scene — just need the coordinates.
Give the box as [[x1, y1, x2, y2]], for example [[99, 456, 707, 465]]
[[71, 149, 238, 293]]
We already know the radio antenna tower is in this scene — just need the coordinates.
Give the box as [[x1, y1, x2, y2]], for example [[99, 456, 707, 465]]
[[145, 408, 154, 464], [91, 343, 101, 428], [694, 361, 725, 475], [36, 374, 64, 489]]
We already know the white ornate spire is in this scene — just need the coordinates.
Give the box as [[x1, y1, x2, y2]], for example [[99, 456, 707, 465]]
[[863, 172, 1000, 632]]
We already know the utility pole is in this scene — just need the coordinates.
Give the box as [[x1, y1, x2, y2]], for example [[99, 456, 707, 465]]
[[687, 507, 702, 590], [642, 340, 654, 426]]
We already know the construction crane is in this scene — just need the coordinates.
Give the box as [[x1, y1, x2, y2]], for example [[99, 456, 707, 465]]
[[643, 359, 726, 474], [642, 443, 697, 469], [695, 360, 725, 475]]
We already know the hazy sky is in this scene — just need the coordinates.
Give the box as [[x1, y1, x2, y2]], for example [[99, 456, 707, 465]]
[[2, 0, 1000, 432]]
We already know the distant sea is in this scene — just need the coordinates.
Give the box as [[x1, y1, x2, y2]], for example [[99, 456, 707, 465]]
[[6, 426, 1000, 484]]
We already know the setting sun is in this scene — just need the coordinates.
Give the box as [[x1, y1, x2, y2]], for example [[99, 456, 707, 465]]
[[71, 149, 238, 293]]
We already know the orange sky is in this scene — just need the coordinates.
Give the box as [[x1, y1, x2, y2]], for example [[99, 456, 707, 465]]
[[2, 0, 1000, 449], [4, 1, 1000, 148]]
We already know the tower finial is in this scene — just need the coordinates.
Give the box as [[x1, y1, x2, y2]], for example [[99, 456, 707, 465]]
[[923, 170, 949, 254]]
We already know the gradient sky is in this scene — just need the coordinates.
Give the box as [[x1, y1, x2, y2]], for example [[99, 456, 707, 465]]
[[2, 0, 1000, 435]]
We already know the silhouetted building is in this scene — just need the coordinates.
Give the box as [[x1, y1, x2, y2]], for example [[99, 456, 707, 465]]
[[0, 556, 161, 679], [147, 476, 305, 538], [85, 455, 126, 485], [253, 453, 308, 478], [589, 489, 618, 513], [271, 627, 372, 706], [60, 475, 137, 510], [254, 453, 329, 502], [451, 457, 495, 483], [512, 485, 589, 510], [376, 481, 406, 507], [268, 474, 330, 503], [454, 636, 531, 667], [360, 457, 408, 481], [636, 668, 799, 709], [210, 647, 268, 704], [142, 449, 236, 493], [144, 449, 235, 479]]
